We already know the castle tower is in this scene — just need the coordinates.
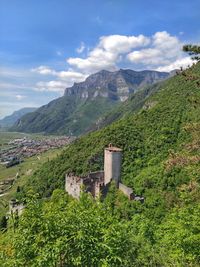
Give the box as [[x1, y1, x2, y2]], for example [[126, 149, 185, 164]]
[[104, 144, 122, 186]]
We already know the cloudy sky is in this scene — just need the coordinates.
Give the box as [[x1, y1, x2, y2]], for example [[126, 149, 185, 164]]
[[0, 0, 200, 118]]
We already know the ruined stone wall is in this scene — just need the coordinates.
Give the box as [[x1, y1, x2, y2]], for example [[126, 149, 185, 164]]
[[65, 174, 83, 199], [86, 171, 104, 198], [65, 172, 105, 199], [119, 183, 134, 200], [88, 171, 104, 180]]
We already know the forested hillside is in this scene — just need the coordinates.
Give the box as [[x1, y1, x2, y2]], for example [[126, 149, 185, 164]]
[[1, 63, 200, 266]]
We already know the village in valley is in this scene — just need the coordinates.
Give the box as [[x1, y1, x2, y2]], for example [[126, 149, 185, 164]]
[[0, 134, 75, 200], [0, 135, 75, 168]]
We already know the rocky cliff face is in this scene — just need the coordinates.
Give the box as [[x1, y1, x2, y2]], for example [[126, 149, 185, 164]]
[[11, 69, 171, 136], [64, 69, 169, 102]]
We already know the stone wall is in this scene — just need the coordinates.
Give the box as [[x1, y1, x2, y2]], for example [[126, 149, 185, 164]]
[[119, 183, 134, 200], [65, 174, 83, 199], [65, 171, 105, 199], [88, 171, 104, 197]]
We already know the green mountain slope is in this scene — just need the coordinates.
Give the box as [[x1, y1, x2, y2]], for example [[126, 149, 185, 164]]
[[11, 69, 170, 136]]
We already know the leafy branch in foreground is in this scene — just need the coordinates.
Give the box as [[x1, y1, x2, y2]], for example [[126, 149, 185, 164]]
[[183, 44, 200, 61]]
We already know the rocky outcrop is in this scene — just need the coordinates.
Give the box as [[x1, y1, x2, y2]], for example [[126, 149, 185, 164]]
[[64, 69, 170, 102]]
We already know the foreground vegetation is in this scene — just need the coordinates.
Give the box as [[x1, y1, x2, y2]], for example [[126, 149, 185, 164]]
[[1, 187, 199, 266], [1, 62, 200, 266]]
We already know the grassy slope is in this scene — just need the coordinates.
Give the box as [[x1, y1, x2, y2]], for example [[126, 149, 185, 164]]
[[24, 63, 200, 219]]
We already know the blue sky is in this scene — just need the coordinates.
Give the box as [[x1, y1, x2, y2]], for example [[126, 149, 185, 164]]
[[0, 0, 200, 118]]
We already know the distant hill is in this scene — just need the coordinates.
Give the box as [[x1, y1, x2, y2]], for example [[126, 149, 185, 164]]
[[11, 69, 170, 135], [0, 107, 37, 128]]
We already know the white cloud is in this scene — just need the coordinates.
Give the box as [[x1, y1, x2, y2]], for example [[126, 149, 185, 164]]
[[99, 34, 150, 54], [156, 56, 193, 72], [56, 70, 87, 81], [76, 42, 85, 54], [31, 66, 56, 75], [36, 80, 68, 92], [34, 72, 88, 92], [68, 34, 150, 73], [127, 31, 190, 70], [2, 31, 198, 118], [32, 66, 87, 81], [32, 68, 88, 92], [15, 94, 26, 100]]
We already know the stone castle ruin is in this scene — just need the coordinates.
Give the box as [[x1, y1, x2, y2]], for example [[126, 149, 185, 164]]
[[65, 144, 140, 200]]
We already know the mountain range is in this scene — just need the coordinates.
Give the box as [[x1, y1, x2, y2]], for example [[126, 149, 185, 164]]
[[0, 107, 37, 128], [11, 69, 171, 135]]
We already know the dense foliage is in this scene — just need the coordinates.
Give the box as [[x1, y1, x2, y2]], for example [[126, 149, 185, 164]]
[[1, 63, 200, 266], [0, 187, 200, 266]]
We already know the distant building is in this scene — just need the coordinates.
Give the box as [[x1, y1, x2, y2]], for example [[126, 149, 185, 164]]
[[65, 144, 138, 200]]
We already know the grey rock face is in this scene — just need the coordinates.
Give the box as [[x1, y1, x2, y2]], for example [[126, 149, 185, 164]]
[[64, 69, 170, 102]]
